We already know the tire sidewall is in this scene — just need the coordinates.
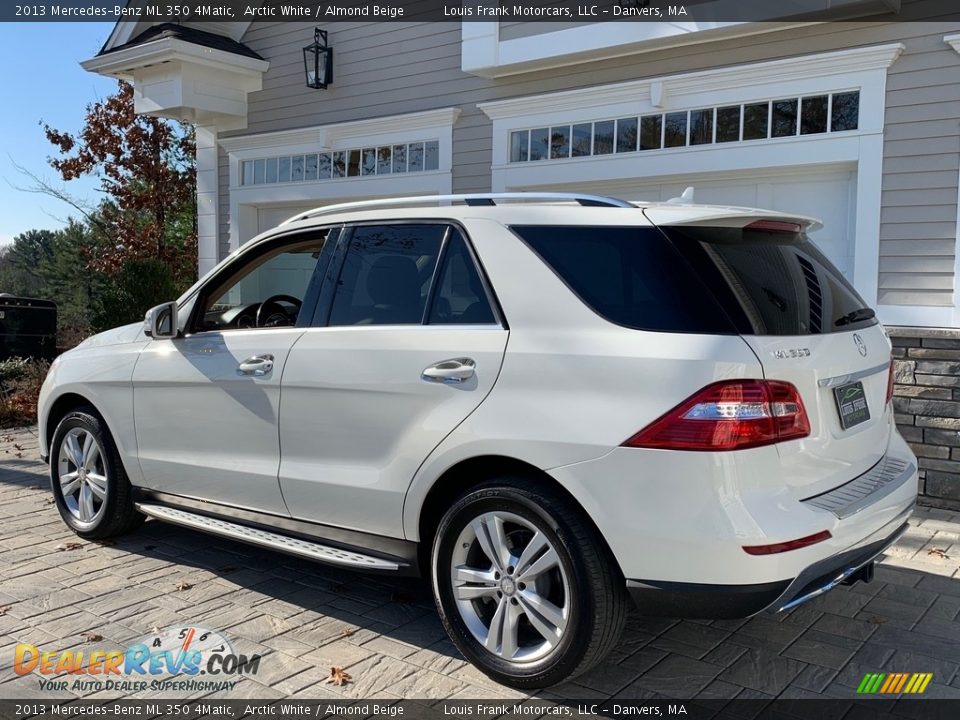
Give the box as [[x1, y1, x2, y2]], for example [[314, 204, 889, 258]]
[[50, 412, 120, 537], [431, 484, 593, 686]]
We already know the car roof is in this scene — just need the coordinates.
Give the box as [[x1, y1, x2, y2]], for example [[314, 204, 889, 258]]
[[283, 187, 819, 227], [179, 193, 822, 306], [263, 193, 820, 240]]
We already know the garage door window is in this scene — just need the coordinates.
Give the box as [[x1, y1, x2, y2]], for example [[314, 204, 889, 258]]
[[242, 140, 440, 186], [507, 91, 859, 163]]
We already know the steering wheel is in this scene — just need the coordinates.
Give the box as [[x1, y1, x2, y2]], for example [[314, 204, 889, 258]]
[[256, 294, 303, 328]]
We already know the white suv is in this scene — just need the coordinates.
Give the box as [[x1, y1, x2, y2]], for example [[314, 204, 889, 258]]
[[38, 194, 917, 688]]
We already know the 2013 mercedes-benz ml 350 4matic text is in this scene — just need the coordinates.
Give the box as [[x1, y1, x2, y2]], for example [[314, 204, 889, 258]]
[[38, 193, 917, 688]]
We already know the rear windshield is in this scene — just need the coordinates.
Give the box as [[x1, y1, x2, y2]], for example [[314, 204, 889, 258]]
[[661, 226, 877, 335], [513, 224, 877, 336], [512, 226, 736, 334]]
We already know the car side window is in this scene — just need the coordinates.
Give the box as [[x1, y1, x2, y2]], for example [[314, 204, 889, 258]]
[[427, 232, 496, 325], [194, 235, 327, 332], [328, 225, 446, 326]]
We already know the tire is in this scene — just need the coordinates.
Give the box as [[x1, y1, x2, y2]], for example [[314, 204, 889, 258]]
[[431, 477, 628, 689], [49, 408, 144, 539]]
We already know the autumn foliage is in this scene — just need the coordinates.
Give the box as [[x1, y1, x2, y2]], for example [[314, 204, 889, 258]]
[[43, 81, 197, 287]]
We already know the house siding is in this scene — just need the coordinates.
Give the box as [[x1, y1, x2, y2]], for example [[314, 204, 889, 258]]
[[881, 30, 960, 307], [222, 19, 960, 307], [218, 146, 231, 262]]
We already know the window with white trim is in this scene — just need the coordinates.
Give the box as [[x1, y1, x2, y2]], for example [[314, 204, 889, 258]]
[[242, 140, 440, 186], [508, 91, 859, 163]]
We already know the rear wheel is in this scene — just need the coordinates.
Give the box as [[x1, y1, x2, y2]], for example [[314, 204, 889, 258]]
[[431, 478, 627, 688], [50, 409, 143, 539]]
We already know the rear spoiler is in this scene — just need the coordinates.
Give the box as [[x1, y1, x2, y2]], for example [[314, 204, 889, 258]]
[[640, 206, 822, 232]]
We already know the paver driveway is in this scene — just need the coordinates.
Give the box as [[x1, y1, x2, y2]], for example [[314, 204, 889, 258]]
[[1, 427, 959, 703]]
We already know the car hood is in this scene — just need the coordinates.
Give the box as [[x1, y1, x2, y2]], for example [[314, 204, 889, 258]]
[[73, 322, 145, 351]]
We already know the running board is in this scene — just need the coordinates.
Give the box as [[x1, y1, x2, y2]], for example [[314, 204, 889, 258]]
[[136, 503, 403, 571]]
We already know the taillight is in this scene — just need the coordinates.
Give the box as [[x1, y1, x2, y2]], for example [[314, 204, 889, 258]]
[[886, 357, 895, 405], [623, 379, 810, 451]]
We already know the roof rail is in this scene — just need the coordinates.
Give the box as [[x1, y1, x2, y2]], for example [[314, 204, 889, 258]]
[[279, 193, 634, 225]]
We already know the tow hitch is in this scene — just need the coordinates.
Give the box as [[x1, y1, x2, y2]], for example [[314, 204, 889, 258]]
[[842, 561, 875, 585]]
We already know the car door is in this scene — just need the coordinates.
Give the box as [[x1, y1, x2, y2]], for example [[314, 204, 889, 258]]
[[132, 229, 334, 514], [278, 223, 509, 537]]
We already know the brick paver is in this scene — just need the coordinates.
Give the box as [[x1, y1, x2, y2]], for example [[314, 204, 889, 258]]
[[1, 427, 959, 701]]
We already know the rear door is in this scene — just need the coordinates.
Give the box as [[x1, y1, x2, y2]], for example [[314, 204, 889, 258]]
[[278, 222, 508, 538], [658, 222, 892, 497]]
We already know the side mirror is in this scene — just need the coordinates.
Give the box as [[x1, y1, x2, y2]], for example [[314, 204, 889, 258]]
[[144, 302, 179, 339]]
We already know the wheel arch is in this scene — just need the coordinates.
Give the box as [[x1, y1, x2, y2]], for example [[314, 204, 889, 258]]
[[43, 392, 101, 455], [413, 454, 617, 576], [42, 390, 142, 486]]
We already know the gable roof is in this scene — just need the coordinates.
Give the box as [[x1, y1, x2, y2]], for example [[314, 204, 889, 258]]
[[98, 23, 263, 61]]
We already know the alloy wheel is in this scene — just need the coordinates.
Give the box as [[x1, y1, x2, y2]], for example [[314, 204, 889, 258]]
[[57, 427, 108, 526], [450, 511, 570, 663]]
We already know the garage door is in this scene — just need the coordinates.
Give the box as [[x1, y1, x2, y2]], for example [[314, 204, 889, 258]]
[[523, 165, 856, 279], [257, 206, 318, 235]]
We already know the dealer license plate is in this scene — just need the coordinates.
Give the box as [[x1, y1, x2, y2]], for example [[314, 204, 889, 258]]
[[834, 380, 870, 430]]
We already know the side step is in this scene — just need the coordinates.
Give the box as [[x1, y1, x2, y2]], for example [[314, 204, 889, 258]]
[[136, 504, 403, 571]]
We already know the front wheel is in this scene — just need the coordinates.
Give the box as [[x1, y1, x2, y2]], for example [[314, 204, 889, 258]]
[[50, 409, 143, 539], [431, 478, 627, 688]]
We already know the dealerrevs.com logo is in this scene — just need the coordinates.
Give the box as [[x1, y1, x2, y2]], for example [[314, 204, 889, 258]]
[[14, 625, 261, 693]]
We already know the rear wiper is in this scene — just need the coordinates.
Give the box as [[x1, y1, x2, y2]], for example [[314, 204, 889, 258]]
[[834, 307, 876, 326]]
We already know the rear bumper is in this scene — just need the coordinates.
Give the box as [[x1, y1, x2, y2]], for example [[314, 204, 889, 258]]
[[625, 511, 910, 618], [770, 514, 909, 613], [549, 419, 918, 608], [626, 577, 788, 619]]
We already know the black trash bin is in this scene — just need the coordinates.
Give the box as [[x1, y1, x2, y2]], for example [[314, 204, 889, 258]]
[[0, 294, 57, 361]]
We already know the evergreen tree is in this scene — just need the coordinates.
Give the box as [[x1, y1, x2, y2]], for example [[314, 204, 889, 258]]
[[0, 229, 56, 297]]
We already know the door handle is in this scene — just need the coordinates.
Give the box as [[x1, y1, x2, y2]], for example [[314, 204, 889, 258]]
[[237, 354, 275, 376], [422, 358, 476, 384]]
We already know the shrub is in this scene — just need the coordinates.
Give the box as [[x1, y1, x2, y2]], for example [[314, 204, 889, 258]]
[[0, 357, 31, 383], [0, 357, 50, 427]]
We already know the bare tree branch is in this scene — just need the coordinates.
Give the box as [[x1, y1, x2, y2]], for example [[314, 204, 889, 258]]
[[7, 159, 111, 238]]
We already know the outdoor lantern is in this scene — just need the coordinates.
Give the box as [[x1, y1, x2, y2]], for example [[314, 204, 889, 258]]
[[303, 28, 333, 89]]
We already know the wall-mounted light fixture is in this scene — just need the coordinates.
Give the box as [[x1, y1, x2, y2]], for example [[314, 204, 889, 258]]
[[303, 28, 333, 89]]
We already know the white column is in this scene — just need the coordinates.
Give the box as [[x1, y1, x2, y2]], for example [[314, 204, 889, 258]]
[[195, 125, 219, 277]]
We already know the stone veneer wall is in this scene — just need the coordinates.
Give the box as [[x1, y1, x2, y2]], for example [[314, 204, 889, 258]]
[[888, 326, 960, 508]]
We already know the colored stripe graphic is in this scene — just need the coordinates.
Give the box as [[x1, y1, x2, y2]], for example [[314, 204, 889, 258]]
[[879, 674, 897, 693], [893, 673, 909, 693], [857, 673, 884, 693], [912, 673, 933, 694], [858, 672, 932, 694], [903, 674, 920, 694]]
